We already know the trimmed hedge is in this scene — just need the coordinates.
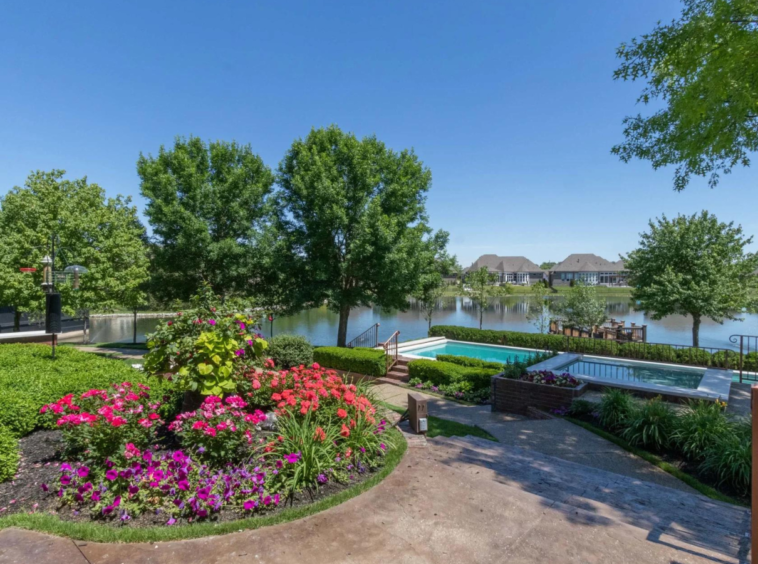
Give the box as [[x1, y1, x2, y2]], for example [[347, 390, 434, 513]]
[[267, 334, 314, 369], [436, 354, 504, 370], [408, 359, 499, 391], [429, 325, 748, 369], [0, 393, 37, 437], [313, 347, 386, 377], [0, 425, 19, 482]]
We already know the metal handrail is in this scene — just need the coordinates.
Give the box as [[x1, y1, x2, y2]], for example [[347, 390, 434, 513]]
[[383, 330, 400, 372], [730, 334, 758, 383], [346, 323, 380, 349]]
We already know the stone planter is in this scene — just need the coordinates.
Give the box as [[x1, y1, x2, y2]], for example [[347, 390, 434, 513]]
[[491, 375, 587, 415]]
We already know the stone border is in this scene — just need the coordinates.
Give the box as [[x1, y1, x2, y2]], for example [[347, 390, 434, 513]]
[[491, 374, 587, 415]]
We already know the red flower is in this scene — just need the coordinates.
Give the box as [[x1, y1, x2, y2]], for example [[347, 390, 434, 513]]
[[337, 408, 348, 419], [314, 427, 326, 442], [340, 424, 350, 438]]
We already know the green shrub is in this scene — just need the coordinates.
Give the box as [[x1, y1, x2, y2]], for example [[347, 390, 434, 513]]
[[672, 401, 729, 460], [700, 422, 751, 496], [598, 388, 635, 431], [313, 347, 386, 377], [407, 359, 498, 390], [436, 354, 503, 370], [622, 397, 676, 451], [0, 392, 38, 437], [568, 399, 597, 418], [0, 424, 19, 483], [428, 325, 721, 368], [268, 334, 314, 369]]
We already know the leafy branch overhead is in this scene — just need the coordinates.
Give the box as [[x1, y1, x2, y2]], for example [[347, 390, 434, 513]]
[[613, 0, 758, 190]]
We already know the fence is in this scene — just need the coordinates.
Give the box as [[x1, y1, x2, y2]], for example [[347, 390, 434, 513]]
[[383, 331, 400, 373], [346, 323, 380, 349], [730, 334, 758, 383]]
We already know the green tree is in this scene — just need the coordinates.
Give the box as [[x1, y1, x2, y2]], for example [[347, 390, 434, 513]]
[[539, 261, 556, 270], [0, 170, 150, 328], [465, 267, 498, 330], [526, 283, 554, 334], [138, 136, 275, 302], [624, 211, 758, 347], [613, 0, 758, 190], [414, 230, 457, 333], [554, 283, 607, 332], [273, 126, 434, 347]]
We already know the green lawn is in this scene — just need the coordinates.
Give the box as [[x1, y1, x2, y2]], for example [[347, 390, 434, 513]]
[[382, 403, 498, 442]]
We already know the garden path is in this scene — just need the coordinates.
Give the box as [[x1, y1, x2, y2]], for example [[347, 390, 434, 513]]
[[372, 381, 696, 491], [0, 431, 749, 563]]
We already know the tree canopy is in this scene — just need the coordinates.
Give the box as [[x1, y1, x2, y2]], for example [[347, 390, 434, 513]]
[[273, 126, 435, 347], [138, 136, 274, 302], [624, 211, 758, 346], [613, 0, 758, 190], [0, 170, 150, 326], [539, 261, 556, 270]]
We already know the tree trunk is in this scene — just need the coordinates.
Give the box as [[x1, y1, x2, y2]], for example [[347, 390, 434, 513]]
[[479, 305, 484, 330], [428, 315, 432, 334], [337, 304, 350, 347], [13, 310, 20, 332], [692, 314, 701, 348]]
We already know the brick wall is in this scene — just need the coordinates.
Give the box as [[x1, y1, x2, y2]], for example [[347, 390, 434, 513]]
[[491, 375, 587, 415]]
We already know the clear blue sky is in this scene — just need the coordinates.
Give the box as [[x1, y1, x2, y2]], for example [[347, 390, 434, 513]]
[[1, 0, 755, 267]]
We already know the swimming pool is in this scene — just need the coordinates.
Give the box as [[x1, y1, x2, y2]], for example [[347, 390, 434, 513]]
[[399, 339, 538, 364], [563, 358, 705, 389]]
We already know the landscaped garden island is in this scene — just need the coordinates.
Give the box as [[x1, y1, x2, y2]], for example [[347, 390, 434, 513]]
[[0, 291, 403, 535]]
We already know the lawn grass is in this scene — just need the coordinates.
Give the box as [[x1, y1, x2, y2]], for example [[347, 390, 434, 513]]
[[0, 427, 407, 543], [564, 416, 747, 507], [382, 403, 498, 442]]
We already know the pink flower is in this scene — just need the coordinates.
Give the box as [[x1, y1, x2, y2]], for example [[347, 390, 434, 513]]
[[204, 427, 217, 437], [208, 319, 216, 326], [192, 420, 207, 430]]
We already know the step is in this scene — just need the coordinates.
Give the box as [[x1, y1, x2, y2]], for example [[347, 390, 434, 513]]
[[385, 369, 410, 383], [428, 434, 750, 561]]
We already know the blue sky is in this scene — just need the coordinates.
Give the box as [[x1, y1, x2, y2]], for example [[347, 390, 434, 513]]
[[1, 0, 755, 267]]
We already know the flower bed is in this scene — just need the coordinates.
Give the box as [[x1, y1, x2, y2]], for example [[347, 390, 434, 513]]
[[492, 371, 587, 415], [0, 289, 399, 531]]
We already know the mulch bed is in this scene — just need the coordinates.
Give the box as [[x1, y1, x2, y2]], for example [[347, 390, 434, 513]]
[[0, 430, 379, 528]]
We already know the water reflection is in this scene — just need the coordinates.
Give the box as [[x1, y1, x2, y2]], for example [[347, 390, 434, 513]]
[[88, 296, 758, 350]]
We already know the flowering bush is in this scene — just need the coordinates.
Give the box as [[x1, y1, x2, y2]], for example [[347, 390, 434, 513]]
[[144, 285, 268, 396], [409, 378, 491, 404], [48, 448, 282, 523], [40, 382, 163, 462], [168, 395, 267, 465], [521, 371, 582, 388]]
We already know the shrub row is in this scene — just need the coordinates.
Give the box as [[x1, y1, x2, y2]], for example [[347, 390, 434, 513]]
[[436, 354, 504, 370], [267, 334, 314, 369], [312, 347, 386, 377], [0, 425, 19, 482], [408, 359, 499, 391], [429, 325, 755, 370], [572, 391, 751, 496]]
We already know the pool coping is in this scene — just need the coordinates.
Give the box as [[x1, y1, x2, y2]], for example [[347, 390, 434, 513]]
[[527, 354, 732, 402], [396, 338, 547, 361]]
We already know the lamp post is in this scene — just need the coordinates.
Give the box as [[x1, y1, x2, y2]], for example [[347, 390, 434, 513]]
[[41, 235, 61, 359]]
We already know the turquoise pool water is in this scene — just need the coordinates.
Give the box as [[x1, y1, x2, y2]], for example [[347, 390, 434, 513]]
[[565, 358, 704, 389], [405, 341, 537, 364]]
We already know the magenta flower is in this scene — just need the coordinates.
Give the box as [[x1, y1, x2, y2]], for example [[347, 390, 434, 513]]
[[284, 452, 301, 464], [208, 319, 216, 326], [243, 499, 257, 511], [235, 349, 245, 357], [77, 466, 89, 478], [166, 518, 177, 526], [105, 469, 118, 481]]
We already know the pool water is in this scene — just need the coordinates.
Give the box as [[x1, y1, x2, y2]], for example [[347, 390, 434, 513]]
[[565, 358, 705, 389], [405, 341, 537, 364]]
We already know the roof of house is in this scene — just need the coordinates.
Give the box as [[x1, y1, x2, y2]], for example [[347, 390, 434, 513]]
[[464, 254, 542, 273], [551, 254, 625, 273]]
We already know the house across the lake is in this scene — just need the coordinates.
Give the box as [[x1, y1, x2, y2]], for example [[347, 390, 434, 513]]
[[549, 253, 627, 287], [463, 255, 545, 285]]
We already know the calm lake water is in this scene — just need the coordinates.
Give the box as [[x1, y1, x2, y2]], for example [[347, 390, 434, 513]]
[[89, 296, 758, 350]]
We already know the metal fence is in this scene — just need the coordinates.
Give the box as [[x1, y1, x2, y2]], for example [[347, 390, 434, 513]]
[[730, 335, 758, 382], [346, 323, 380, 349]]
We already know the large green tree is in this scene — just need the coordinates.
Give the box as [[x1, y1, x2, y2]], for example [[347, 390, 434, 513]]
[[553, 283, 607, 333], [624, 211, 758, 347], [273, 126, 434, 347], [0, 170, 150, 329], [613, 0, 758, 190], [138, 136, 275, 302]]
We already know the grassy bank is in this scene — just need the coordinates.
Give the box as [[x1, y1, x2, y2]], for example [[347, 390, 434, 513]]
[[441, 285, 632, 298]]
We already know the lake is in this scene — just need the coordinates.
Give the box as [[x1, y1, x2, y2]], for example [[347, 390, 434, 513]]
[[89, 296, 758, 350]]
